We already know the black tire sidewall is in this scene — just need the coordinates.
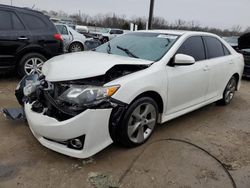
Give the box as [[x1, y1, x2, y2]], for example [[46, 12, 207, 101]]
[[118, 97, 159, 147], [18, 53, 47, 78]]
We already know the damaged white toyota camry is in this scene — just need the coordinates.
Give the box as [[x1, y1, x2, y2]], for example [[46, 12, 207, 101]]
[[15, 30, 244, 158]]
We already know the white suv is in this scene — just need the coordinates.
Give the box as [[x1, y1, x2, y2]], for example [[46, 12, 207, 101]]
[[17, 30, 244, 158], [99, 28, 124, 43]]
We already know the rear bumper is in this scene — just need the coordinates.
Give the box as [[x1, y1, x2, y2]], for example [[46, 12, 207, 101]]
[[25, 103, 113, 159]]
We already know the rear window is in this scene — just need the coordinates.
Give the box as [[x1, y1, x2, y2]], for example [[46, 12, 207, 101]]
[[20, 13, 47, 30], [0, 10, 24, 30], [204, 36, 225, 59]]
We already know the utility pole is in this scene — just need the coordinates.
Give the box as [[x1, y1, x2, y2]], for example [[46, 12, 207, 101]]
[[148, 0, 155, 30], [10, 0, 13, 6]]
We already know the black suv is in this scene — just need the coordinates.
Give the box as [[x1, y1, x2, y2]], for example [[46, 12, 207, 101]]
[[238, 33, 250, 78], [0, 5, 63, 77]]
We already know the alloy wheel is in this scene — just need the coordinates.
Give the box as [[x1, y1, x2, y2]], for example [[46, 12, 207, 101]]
[[24, 57, 44, 75], [127, 103, 157, 144], [70, 43, 82, 52], [225, 78, 237, 103]]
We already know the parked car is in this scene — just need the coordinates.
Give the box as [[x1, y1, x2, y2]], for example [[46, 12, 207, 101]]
[[55, 24, 86, 53], [222, 36, 239, 50], [238, 33, 250, 78], [84, 39, 102, 50], [94, 28, 124, 43], [0, 5, 63, 77], [16, 30, 244, 158]]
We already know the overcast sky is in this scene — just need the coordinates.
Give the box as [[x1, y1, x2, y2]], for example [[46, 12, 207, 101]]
[[0, 0, 249, 30]]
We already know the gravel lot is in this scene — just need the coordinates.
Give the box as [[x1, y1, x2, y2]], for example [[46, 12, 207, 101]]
[[0, 76, 250, 188]]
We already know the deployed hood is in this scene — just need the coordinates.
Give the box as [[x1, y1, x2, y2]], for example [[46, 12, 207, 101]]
[[42, 51, 153, 82], [238, 33, 250, 50]]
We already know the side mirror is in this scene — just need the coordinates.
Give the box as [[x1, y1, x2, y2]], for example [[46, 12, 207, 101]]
[[174, 54, 195, 66]]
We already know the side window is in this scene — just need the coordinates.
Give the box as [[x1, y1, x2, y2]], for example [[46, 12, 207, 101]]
[[62, 26, 68, 35], [110, 30, 115, 34], [204, 36, 225, 59], [12, 13, 25, 30], [56, 25, 68, 35], [117, 30, 124, 34], [0, 10, 24, 30], [0, 10, 12, 30], [20, 13, 47, 30], [177, 36, 206, 61], [223, 45, 231, 56]]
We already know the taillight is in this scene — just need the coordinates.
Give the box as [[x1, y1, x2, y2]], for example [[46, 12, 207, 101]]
[[54, 33, 62, 41]]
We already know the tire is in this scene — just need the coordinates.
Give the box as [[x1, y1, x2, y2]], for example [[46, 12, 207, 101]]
[[102, 37, 109, 43], [115, 97, 159, 147], [69, 42, 84, 53], [18, 53, 47, 78], [217, 76, 237, 105]]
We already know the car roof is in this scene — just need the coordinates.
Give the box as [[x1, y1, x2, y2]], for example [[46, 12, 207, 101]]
[[0, 4, 44, 15]]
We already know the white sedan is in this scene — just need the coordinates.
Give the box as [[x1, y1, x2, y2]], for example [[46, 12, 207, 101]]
[[18, 30, 244, 158]]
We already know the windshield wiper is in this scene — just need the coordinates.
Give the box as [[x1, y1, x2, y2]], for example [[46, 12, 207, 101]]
[[116, 45, 139, 58]]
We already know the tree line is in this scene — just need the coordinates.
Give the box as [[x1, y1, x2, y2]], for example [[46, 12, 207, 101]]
[[41, 9, 250, 36]]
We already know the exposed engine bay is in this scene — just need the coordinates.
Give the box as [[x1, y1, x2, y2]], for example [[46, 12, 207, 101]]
[[15, 64, 149, 121]]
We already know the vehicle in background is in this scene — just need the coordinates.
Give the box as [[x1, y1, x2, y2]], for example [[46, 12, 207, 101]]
[[56, 24, 86, 53], [0, 5, 63, 77], [18, 30, 244, 158], [238, 33, 250, 77], [222, 36, 239, 50], [76, 25, 89, 35], [84, 39, 102, 50], [94, 28, 124, 43], [50, 18, 76, 29]]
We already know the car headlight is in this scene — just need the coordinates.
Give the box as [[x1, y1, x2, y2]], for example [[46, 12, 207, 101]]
[[58, 85, 120, 105]]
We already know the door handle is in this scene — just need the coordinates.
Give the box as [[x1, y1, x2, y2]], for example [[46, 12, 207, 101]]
[[18, 37, 28, 40], [203, 65, 210, 71]]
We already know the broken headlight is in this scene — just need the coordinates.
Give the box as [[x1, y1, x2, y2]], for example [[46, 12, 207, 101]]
[[58, 85, 120, 105]]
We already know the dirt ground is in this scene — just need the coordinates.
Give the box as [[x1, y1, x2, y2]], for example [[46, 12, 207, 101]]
[[0, 75, 250, 188]]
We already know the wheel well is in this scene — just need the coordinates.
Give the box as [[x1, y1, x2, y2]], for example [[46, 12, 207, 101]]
[[232, 73, 240, 89], [16, 49, 49, 67], [133, 91, 164, 113]]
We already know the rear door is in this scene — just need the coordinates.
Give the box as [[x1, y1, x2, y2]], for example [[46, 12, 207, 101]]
[[203, 36, 233, 100], [0, 9, 30, 68], [166, 36, 209, 115]]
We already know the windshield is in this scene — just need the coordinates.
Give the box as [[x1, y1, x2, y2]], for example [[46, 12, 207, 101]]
[[95, 32, 179, 61]]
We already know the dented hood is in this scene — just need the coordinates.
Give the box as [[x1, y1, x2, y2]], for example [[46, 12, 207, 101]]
[[42, 51, 153, 82]]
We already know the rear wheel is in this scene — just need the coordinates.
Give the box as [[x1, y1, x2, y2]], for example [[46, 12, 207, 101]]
[[18, 53, 47, 77], [115, 97, 159, 147], [217, 76, 237, 105], [69, 42, 84, 52]]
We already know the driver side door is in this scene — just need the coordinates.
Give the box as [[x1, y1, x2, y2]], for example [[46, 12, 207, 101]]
[[166, 36, 209, 115]]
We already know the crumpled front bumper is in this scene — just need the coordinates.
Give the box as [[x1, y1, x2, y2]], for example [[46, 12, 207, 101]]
[[25, 103, 113, 159]]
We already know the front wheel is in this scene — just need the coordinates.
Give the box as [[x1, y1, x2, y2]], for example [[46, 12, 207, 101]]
[[116, 97, 159, 147], [18, 53, 47, 77], [217, 76, 237, 105]]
